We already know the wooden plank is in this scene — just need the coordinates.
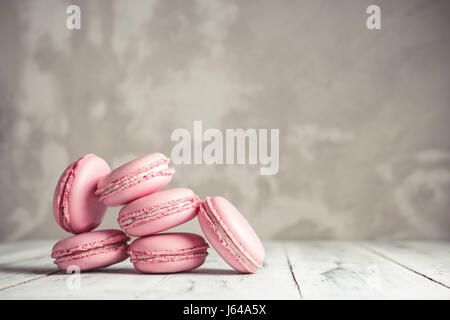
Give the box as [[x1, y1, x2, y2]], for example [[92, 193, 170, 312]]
[[362, 241, 450, 288], [285, 241, 450, 299], [0, 259, 163, 299], [134, 241, 300, 300], [2, 240, 449, 299], [0, 241, 300, 299], [0, 240, 57, 291]]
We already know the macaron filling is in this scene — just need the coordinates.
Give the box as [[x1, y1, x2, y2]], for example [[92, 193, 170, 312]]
[[118, 196, 200, 229], [96, 159, 174, 201], [52, 234, 130, 264], [128, 244, 209, 264], [59, 167, 75, 231], [200, 200, 261, 273]]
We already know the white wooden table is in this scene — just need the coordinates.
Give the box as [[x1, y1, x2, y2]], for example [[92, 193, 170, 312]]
[[0, 241, 449, 299]]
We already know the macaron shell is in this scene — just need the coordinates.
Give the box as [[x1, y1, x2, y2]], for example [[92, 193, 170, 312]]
[[129, 232, 207, 252], [133, 256, 206, 274], [53, 154, 111, 233], [97, 153, 174, 206], [98, 153, 168, 188], [198, 197, 265, 273], [100, 175, 173, 207], [118, 188, 200, 237]]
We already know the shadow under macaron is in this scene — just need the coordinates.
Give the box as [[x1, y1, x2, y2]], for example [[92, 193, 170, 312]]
[[0, 264, 241, 277]]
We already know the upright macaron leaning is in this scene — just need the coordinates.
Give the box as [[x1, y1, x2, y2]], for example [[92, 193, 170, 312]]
[[51, 151, 264, 274], [198, 196, 265, 274], [53, 154, 111, 234]]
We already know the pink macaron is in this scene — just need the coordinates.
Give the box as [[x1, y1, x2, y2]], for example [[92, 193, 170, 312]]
[[51, 229, 130, 271], [53, 154, 111, 234], [198, 196, 265, 273], [95, 153, 175, 206], [118, 188, 200, 237], [128, 233, 209, 273]]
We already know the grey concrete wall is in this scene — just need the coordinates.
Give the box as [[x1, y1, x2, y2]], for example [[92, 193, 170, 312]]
[[1, 0, 449, 241]]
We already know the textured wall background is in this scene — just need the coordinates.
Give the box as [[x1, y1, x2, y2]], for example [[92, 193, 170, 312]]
[[1, 0, 449, 242]]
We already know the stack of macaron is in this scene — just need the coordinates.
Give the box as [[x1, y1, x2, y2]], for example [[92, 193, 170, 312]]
[[51, 153, 265, 274]]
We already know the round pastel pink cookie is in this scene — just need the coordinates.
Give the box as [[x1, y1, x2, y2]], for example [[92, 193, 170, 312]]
[[51, 229, 130, 271], [198, 196, 265, 274], [128, 233, 209, 273], [118, 188, 200, 237], [96, 153, 175, 206], [53, 154, 111, 234]]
